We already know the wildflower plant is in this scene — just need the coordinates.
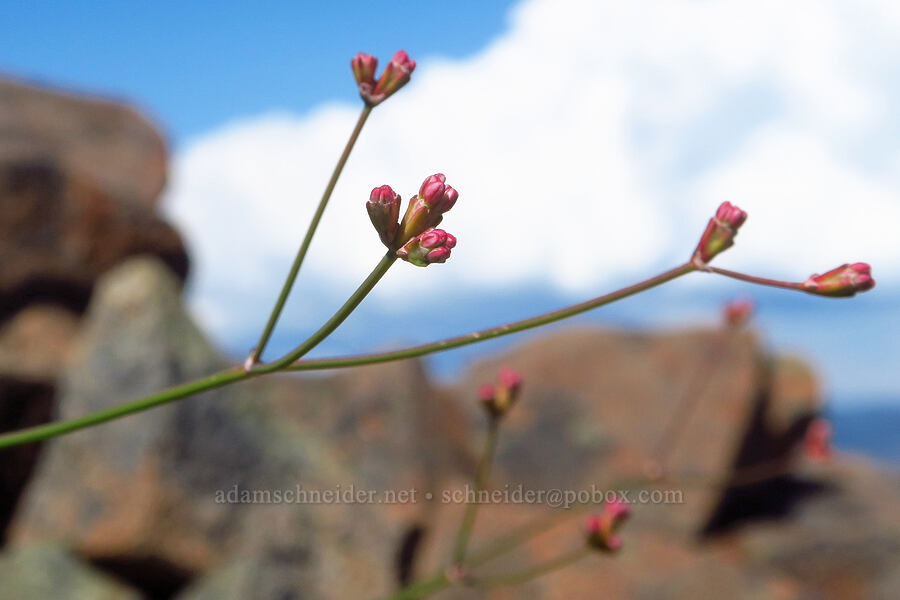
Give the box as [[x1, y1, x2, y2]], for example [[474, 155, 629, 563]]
[[0, 49, 875, 598]]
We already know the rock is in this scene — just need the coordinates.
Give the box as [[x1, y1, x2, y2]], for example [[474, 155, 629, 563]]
[[0, 304, 80, 382], [0, 378, 55, 542], [0, 79, 189, 546], [0, 77, 167, 209], [0, 157, 188, 319], [736, 456, 900, 600], [8, 257, 441, 598], [451, 326, 785, 536], [176, 554, 318, 600], [5, 255, 895, 600], [0, 543, 140, 600]]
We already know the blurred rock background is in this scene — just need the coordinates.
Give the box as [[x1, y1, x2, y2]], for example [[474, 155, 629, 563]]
[[0, 78, 897, 600]]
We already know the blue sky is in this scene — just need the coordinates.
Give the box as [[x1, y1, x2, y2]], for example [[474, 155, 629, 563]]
[[2, 0, 898, 408], [0, 1, 515, 142]]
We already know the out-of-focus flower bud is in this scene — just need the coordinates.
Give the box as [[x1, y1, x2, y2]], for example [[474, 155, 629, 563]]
[[723, 298, 754, 328], [692, 201, 748, 266], [355, 50, 415, 106], [397, 173, 459, 244], [585, 499, 632, 552], [367, 185, 402, 248], [802, 263, 875, 297], [803, 418, 833, 461], [396, 228, 456, 266], [351, 53, 378, 90], [479, 367, 523, 419]]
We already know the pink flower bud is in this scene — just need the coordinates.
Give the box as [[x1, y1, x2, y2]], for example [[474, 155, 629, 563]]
[[372, 50, 416, 101], [692, 201, 748, 266], [479, 367, 523, 419], [397, 173, 459, 244], [366, 185, 402, 249], [353, 50, 415, 107], [803, 418, 833, 461], [723, 298, 754, 328], [396, 228, 456, 267], [351, 53, 377, 88], [419, 173, 447, 204], [585, 499, 632, 552], [802, 263, 875, 297]]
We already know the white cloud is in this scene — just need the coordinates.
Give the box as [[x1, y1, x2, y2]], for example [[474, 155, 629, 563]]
[[164, 0, 900, 342]]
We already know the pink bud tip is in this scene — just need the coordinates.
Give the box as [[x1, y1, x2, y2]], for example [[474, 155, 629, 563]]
[[478, 383, 496, 401], [803, 262, 875, 297], [396, 228, 457, 267], [351, 53, 378, 87], [479, 367, 524, 419], [397, 174, 459, 244], [585, 500, 632, 552], [391, 50, 416, 71], [715, 201, 748, 228], [692, 201, 748, 265], [369, 184, 399, 205], [497, 367, 523, 393], [803, 418, 833, 461], [361, 49, 415, 106], [723, 298, 754, 327], [367, 185, 402, 249]]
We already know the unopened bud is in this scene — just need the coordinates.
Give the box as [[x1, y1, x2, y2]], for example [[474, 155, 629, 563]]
[[396, 228, 456, 267], [802, 263, 875, 297], [723, 298, 754, 328], [479, 367, 523, 419], [803, 418, 833, 461], [351, 53, 377, 90], [585, 500, 632, 552], [692, 201, 747, 266], [371, 50, 416, 103], [397, 173, 459, 244], [367, 185, 402, 248]]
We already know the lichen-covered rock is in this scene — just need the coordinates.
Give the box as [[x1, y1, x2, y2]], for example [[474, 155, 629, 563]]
[[8, 258, 395, 598], [0, 543, 140, 600]]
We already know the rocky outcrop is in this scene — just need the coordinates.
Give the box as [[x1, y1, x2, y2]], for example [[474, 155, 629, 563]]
[[0, 156, 188, 320], [9, 258, 468, 598], [0, 78, 167, 209], [0, 77, 190, 547], [5, 255, 898, 599], [0, 543, 140, 600], [0, 74, 894, 595]]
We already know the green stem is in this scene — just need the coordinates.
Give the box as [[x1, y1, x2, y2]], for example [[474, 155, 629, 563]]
[[249, 105, 373, 364], [451, 417, 500, 565], [703, 265, 804, 291], [255, 251, 396, 372], [0, 263, 693, 449], [0, 368, 250, 448], [465, 506, 587, 567], [289, 262, 696, 372], [0, 251, 395, 450], [472, 546, 591, 589]]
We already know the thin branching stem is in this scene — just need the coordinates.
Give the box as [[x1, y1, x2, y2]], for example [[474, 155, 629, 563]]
[[1, 259, 834, 449], [451, 417, 500, 565], [249, 105, 373, 364]]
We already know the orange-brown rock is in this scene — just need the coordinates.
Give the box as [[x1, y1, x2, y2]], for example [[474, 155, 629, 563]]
[[0, 78, 167, 209]]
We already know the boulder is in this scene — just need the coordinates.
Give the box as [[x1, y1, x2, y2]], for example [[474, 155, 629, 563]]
[[8, 257, 465, 598], [0, 157, 188, 319], [0, 77, 167, 209], [0, 543, 140, 600]]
